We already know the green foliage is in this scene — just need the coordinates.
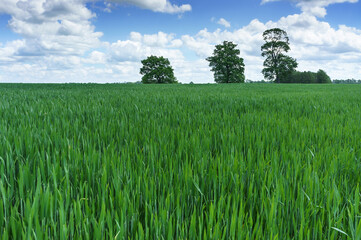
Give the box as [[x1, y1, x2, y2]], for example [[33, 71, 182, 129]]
[[140, 55, 177, 84], [317, 69, 332, 83], [333, 79, 361, 84], [206, 41, 245, 83], [261, 28, 298, 83], [284, 71, 317, 83], [283, 69, 332, 84], [0, 83, 361, 239]]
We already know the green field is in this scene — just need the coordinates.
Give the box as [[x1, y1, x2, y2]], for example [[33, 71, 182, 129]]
[[0, 83, 361, 239]]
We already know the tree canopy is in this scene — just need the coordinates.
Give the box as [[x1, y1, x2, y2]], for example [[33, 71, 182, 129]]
[[206, 41, 245, 83], [282, 70, 332, 83], [261, 28, 298, 83], [317, 70, 332, 83], [140, 56, 177, 84]]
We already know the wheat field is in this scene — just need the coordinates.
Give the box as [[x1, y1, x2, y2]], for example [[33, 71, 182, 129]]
[[0, 83, 360, 239]]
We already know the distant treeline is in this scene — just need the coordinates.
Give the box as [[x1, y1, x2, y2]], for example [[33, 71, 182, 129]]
[[247, 69, 332, 84], [246, 80, 270, 83], [333, 79, 361, 84], [282, 70, 331, 84]]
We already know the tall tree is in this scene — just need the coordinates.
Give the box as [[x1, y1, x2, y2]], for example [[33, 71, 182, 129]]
[[261, 28, 298, 83], [140, 56, 177, 84], [206, 41, 245, 83]]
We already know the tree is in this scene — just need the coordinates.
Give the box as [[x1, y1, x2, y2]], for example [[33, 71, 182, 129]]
[[140, 56, 177, 84], [317, 69, 331, 83], [261, 28, 298, 83], [206, 41, 245, 83], [283, 71, 317, 83], [281, 69, 332, 84]]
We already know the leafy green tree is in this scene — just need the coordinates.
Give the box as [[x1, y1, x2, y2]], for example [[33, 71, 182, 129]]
[[206, 41, 245, 83], [140, 56, 177, 84], [283, 71, 316, 83], [261, 28, 298, 83], [282, 70, 331, 84], [317, 69, 331, 83]]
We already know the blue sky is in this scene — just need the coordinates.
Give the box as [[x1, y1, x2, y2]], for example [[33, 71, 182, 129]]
[[0, 0, 360, 83], [91, 0, 298, 40]]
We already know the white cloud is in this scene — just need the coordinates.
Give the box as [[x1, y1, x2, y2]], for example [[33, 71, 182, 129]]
[[109, 31, 184, 62], [172, 59, 212, 83], [107, 0, 191, 14], [1, 1, 361, 83], [181, 34, 213, 58], [180, 13, 361, 81], [104, 2, 113, 12], [0, 0, 102, 57], [0, 40, 26, 62], [85, 51, 108, 64], [182, 20, 265, 58], [143, 32, 174, 47], [272, 13, 361, 58], [261, 0, 359, 17], [217, 18, 231, 28]]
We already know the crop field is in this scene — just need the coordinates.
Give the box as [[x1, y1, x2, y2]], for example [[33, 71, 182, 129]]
[[0, 83, 361, 239]]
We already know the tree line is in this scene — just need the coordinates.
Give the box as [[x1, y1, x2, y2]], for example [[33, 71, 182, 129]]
[[139, 28, 332, 84], [333, 79, 361, 84]]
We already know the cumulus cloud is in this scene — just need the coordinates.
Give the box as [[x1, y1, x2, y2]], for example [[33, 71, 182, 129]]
[[217, 18, 231, 28], [0, 0, 361, 83], [182, 19, 265, 58], [107, 0, 191, 14], [85, 51, 108, 64], [261, 0, 359, 17], [0, 40, 26, 63], [109, 31, 184, 62], [197, 13, 361, 80], [272, 13, 361, 58], [179, 12, 361, 81], [0, 0, 102, 57]]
